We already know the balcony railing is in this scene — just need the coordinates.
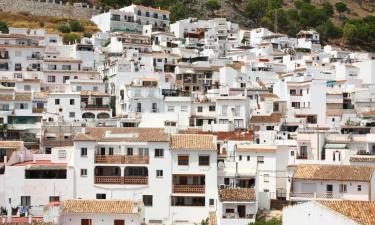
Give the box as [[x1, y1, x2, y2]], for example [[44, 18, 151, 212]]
[[173, 185, 205, 194], [290, 192, 341, 200], [95, 155, 149, 164], [94, 176, 148, 185], [32, 108, 45, 113]]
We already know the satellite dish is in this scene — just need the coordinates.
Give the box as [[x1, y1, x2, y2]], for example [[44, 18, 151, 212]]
[[80, 102, 87, 108], [218, 161, 225, 171]]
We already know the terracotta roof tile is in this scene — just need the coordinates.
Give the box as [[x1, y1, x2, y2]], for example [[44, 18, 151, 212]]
[[80, 90, 109, 97], [350, 156, 375, 163], [250, 113, 282, 123], [74, 127, 169, 142], [293, 164, 374, 182], [170, 134, 216, 151], [236, 145, 277, 153], [209, 212, 217, 225], [0, 222, 55, 225], [0, 141, 23, 149], [62, 200, 140, 214], [0, 95, 13, 101], [219, 188, 256, 201], [15, 93, 31, 101], [318, 200, 375, 225]]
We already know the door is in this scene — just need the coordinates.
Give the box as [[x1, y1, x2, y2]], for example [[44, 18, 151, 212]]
[[326, 184, 333, 198], [237, 205, 246, 218], [81, 219, 92, 225], [100, 147, 106, 155], [114, 220, 124, 225]]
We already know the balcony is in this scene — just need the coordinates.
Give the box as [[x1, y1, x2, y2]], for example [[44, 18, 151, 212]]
[[290, 192, 342, 200], [82, 104, 111, 111], [95, 155, 149, 164], [32, 108, 45, 113], [94, 176, 148, 185], [173, 185, 205, 193]]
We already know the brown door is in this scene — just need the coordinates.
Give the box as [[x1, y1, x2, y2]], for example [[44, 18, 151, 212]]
[[114, 220, 125, 225], [237, 205, 246, 218], [81, 219, 92, 225]]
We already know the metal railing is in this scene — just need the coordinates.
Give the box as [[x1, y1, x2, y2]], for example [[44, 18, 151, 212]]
[[95, 155, 149, 164], [94, 176, 148, 185]]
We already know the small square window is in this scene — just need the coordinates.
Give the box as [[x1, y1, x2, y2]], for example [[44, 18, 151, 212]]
[[70, 99, 75, 105], [197, 106, 203, 112], [69, 112, 75, 118], [81, 148, 87, 157], [199, 155, 210, 166], [257, 156, 264, 164], [49, 196, 59, 202], [96, 193, 106, 199], [155, 149, 164, 157], [239, 155, 242, 161], [143, 195, 153, 206], [209, 199, 215, 206], [156, 170, 163, 178], [80, 169, 87, 176], [358, 185, 362, 191], [247, 156, 250, 161], [178, 155, 189, 166], [55, 99, 60, 105]]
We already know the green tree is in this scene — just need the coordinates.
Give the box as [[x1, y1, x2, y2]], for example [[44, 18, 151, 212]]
[[57, 24, 71, 33], [335, 2, 348, 14], [316, 20, 342, 43], [0, 21, 8, 34], [245, 0, 269, 25], [342, 23, 358, 43], [63, 33, 81, 44], [206, 0, 221, 12], [69, 20, 84, 32], [250, 218, 282, 225], [322, 2, 334, 17]]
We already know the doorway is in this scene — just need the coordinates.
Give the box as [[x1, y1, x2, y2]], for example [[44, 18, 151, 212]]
[[237, 205, 246, 218]]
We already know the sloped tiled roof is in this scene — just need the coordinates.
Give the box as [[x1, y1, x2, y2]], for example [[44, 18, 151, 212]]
[[293, 164, 374, 182], [170, 134, 216, 151], [236, 145, 277, 153], [14, 93, 31, 101], [250, 113, 282, 123], [61, 200, 139, 214], [74, 127, 169, 142], [209, 212, 217, 225], [350, 156, 375, 163], [0, 223, 55, 225], [0, 141, 23, 149], [219, 188, 256, 201], [318, 200, 375, 225]]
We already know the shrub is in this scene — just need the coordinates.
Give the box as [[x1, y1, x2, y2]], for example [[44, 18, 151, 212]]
[[69, 20, 84, 32], [0, 21, 8, 34], [57, 24, 71, 33]]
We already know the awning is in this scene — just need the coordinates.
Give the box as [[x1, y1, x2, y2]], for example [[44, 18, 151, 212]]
[[25, 164, 66, 170], [324, 143, 347, 149]]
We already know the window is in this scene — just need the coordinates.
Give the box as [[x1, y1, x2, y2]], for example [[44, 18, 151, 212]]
[[69, 112, 75, 118], [76, 86, 82, 91], [239, 155, 242, 161], [199, 155, 210, 166], [209, 105, 215, 111], [178, 155, 189, 166], [96, 194, 106, 199], [181, 105, 188, 112], [266, 126, 274, 130], [80, 169, 87, 176], [70, 99, 75, 105], [290, 151, 295, 156], [339, 184, 347, 193], [167, 105, 174, 112], [127, 148, 133, 156], [155, 149, 164, 157], [21, 196, 31, 207], [143, 195, 153, 206], [221, 105, 228, 116], [24, 85, 31, 91], [247, 156, 250, 161], [49, 196, 60, 202], [109, 147, 114, 155], [263, 174, 269, 183], [58, 150, 66, 158], [55, 99, 60, 105], [156, 170, 163, 177], [257, 156, 264, 164], [80, 148, 87, 157], [358, 185, 362, 191], [209, 199, 215, 206], [197, 106, 203, 112], [62, 65, 71, 70], [47, 76, 56, 83]]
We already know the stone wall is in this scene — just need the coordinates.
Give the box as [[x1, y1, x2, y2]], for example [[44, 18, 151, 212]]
[[0, 0, 100, 20]]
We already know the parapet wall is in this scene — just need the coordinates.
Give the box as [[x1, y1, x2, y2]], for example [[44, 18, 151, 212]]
[[0, 0, 100, 19]]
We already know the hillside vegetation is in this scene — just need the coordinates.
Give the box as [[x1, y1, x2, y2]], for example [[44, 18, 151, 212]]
[[0, 11, 99, 44], [93, 0, 375, 51]]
